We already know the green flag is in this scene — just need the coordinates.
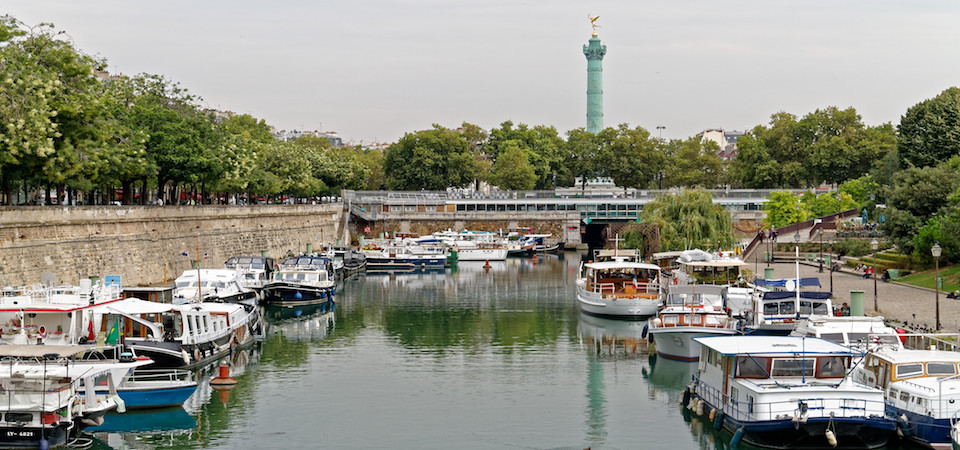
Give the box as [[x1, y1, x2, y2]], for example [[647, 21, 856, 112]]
[[106, 318, 120, 345]]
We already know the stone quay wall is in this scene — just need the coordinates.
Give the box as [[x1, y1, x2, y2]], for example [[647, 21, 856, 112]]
[[0, 204, 343, 287]]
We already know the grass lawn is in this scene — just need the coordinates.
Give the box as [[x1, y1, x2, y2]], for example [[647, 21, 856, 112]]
[[898, 264, 960, 293]]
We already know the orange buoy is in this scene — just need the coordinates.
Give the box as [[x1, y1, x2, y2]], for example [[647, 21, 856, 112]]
[[210, 364, 237, 386], [483, 260, 491, 269]]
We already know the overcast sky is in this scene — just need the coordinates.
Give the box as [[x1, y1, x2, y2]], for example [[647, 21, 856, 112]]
[[4, 1, 959, 145]]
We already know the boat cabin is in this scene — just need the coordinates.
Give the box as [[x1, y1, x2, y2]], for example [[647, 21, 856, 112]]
[[580, 261, 661, 298], [856, 348, 960, 390]]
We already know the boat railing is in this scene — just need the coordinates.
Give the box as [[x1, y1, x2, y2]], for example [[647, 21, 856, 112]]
[[694, 374, 887, 422], [897, 333, 960, 352], [127, 368, 193, 383]]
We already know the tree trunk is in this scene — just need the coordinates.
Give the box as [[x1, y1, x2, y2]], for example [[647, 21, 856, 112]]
[[121, 180, 133, 205]]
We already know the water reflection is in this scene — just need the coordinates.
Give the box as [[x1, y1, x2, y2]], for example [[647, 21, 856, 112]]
[[577, 312, 649, 360]]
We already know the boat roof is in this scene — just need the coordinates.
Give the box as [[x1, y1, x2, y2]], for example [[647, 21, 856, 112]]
[[694, 335, 857, 356], [682, 260, 747, 268], [95, 298, 241, 315], [0, 345, 88, 358], [583, 261, 661, 271], [871, 348, 960, 364], [666, 285, 725, 296]]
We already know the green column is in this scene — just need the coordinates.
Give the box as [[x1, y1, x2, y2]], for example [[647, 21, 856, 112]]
[[583, 33, 606, 134]]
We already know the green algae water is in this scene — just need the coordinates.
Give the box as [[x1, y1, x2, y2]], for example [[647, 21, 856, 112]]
[[87, 253, 906, 450]]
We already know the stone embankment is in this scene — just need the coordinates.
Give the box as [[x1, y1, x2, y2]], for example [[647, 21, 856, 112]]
[[0, 204, 342, 287]]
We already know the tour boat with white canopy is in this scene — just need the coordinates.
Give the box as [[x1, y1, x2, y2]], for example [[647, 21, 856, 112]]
[[575, 251, 662, 319], [688, 335, 895, 449]]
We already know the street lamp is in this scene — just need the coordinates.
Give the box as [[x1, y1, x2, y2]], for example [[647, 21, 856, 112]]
[[870, 238, 879, 313], [656, 125, 665, 139], [932, 242, 942, 330], [828, 237, 835, 294], [818, 228, 824, 273]]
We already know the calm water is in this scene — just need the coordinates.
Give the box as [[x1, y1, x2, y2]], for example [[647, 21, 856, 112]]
[[87, 253, 905, 450]]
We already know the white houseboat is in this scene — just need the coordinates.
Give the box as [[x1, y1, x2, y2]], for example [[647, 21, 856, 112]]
[[690, 335, 895, 449], [854, 344, 960, 448]]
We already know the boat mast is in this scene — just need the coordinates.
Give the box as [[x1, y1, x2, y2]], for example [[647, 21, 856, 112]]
[[795, 246, 800, 320], [196, 234, 202, 303]]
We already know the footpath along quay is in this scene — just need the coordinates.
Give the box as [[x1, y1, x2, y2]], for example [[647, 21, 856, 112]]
[[762, 261, 957, 332]]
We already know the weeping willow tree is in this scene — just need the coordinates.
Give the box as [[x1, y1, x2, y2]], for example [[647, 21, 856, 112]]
[[639, 189, 736, 251]]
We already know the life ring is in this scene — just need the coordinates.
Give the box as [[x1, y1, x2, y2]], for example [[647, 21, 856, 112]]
[[38, 326, 47, 339], [194, 348, 201, 361]]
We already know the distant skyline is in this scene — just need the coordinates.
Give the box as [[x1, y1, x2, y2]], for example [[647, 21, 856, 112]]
[[3, 1, 959, 145]]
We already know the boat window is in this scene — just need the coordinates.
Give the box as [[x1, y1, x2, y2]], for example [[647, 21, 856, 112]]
[[779, 302, 795, 315], [819, 333, 844, 344], [799, 301, 812, 315], [812, 302, 829, 315], [848, 333, 869, 345], [202, 316, 209, 333], [771, 358, 815, 377], [690, 314, 702, 325], [662, 314, 679, 325], [747, 395, 755, 413], [899, 391, 910, 402], [763, 302, 779, 315], [736, 356, 769, 378], [895, 363, 924, 379], [927, 362, 957, 376], [889, 388, 899, 399], [705, 315, 720, 326], [5, 412, 32, 423], [817, 356, 847, 378]]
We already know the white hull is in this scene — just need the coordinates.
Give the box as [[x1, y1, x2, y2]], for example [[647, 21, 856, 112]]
[[649, 327, 738, 361], [576, 285, 659, 319], [456, 248, 508, 261]]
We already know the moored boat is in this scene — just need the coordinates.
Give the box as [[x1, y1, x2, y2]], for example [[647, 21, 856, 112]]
[[260, 256, 337, 308], [647, 284, 738, 361], [689, 335, 895, 449], [575, 256, 662, 319], [853, 340, 960, 448], [93, 298, 261, 369], [172, 269, 258, 306], [224, 255, 275, 291]]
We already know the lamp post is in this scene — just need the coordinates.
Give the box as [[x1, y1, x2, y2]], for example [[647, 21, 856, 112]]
[[932, 242, 942, 330], [870, 238, 879, 313], [818, 228, 824, 273], [656, 125, 665, 139], [828, 237, 835, 294]]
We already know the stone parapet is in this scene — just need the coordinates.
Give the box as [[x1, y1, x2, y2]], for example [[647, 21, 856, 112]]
[[0, 204, 343, 287]]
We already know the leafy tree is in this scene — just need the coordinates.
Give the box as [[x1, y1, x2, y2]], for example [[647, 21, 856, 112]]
[[881, 161, 960, 254], [898, 87, 960, 168], [563, 128, 603, 192], [663, 138, 724, 188], [726, 131, 780, 188], [484, 121, 565, 189], [489, 141, 535, 190], [762, 191, 807, 228], [639, 189, 735, 251], [383, 125, 476, 190], [598, 124, 663, 191]]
